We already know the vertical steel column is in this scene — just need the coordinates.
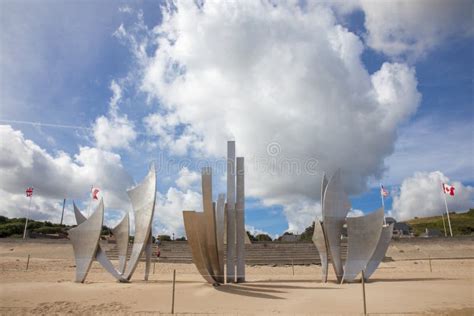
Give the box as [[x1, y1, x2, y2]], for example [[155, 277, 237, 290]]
[[236, 157, 245, 282], [226, 141, 236, 283], [215, 194, 226, 283], [202, 167, 221, 280]]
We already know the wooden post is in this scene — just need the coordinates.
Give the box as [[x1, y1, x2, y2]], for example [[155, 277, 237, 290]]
[[153, 261, 156, 274], [23, 195, 33, 239], [26, 254, 30, 271], [171, 269, 176, 314], [361, 270, 367, 316], [429, 256, 432, 273], [292, 259, 295, 276]]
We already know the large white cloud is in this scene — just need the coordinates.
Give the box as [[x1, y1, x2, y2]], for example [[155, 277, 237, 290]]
[[358, 0, 473, 59], [93, 80, 137, 150], [175, 167, 200, 191], [0, 125, 133, 225], [391, 171, 474, 221], [154, 187, 202, 237], [126, 1, 421, 232]]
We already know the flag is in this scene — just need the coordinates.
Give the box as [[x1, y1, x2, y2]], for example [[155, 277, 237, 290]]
[[442, 183, 455, 196], [380, 185, 389, 197], [91, 187, 100, 200], [26, 187, 33, 197]]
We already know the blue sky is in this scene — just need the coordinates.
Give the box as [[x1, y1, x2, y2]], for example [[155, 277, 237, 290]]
[[1, 1, 472, 238]]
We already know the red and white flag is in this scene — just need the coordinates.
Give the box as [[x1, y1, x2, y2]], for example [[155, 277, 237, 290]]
[[91, 187, 100, 200], [380, 185, 389, 197], [26, 187, 33, 197], [442, 183, 455, 196]]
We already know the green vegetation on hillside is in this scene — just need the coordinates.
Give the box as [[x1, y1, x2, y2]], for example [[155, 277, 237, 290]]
[[299, 223, 315, 241], [246, 231, 273, 242], [405, 209, 474, 236], [0, 216, 113, 238], [0, 216, 68, 238]]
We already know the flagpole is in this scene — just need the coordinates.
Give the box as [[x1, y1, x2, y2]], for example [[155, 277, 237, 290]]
[[442, 188, 453, 237], [380, 184, 386, 225], [441, 212, 447, 237], [87, 185, 94, 217], [23, 195, 32, 240]]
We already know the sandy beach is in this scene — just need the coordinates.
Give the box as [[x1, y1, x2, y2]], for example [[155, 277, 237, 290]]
[[0, 239, 473, 315]]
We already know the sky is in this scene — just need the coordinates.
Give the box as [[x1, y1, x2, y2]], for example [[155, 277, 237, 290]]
[[0, 0, 473, 238]]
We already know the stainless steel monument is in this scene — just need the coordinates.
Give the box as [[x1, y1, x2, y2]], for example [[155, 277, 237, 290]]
[[183, 141, 246, 285], [72, 202, 127, 282], [69, 199, 105, 283], [312, 170, 393, 283], [70, 164, 157, 283]]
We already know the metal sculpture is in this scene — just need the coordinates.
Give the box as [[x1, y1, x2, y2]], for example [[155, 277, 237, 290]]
[[313, 170, 393, 283], [183, 210, 217, 284], [183, 167, 224, 284], [226, 141, 237, 283], [202, 167, 221, 282], [364, 223, 394, 280], [342, 208, 384, 283], [183, 141, 246, 285], [312, 220, 328, 282], [181, 168, 225, 285], [112, 213, 129, 274], [215, 194, 226, 282], [123, 164, 157, 281], [72, 203, 126, 282], [322, 170, 350, 282], [70, 164, 157, 283], [312, 173, 329, 282], [321, 173, 329, 208], [69, 199, 105, 283], [236, 157, 245, 283]]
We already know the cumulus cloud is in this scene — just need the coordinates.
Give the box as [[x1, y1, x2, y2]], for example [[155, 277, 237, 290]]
[[347, 209, 365, 217], [358, 0, 473, 59], [391, 171, 474, 221], [0, 125, 133, 225], [175, 167, 200, 191], [93, 80, 137, 150], [143, 113, 200, 156], [124, 1, 422, 232], [154, 187, 202, 237], [268, 198, 322, 234]]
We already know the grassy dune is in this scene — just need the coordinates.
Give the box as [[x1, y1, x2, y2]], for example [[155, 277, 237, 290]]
[[405, 209, 474, 236]]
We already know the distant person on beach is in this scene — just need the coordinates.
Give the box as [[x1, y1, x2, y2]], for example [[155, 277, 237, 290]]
[[156, 237, 161, 257]]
